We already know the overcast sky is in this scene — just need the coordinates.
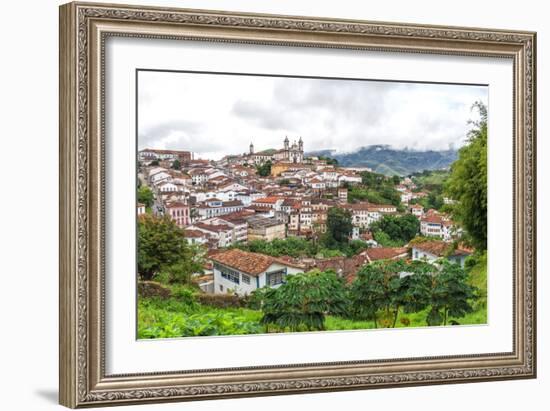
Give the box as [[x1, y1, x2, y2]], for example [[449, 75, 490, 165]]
[[137, 70, 488, 160]]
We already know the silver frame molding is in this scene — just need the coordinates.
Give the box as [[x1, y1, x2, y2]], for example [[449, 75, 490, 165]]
[[59, 2, 537, 408]]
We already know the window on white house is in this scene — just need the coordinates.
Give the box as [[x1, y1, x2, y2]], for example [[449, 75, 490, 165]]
[[221, 269, 240, 284], [242, 274, 251, 285], [267, 270, 285, 286]]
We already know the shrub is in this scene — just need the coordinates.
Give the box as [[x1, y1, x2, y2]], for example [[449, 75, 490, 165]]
[[171, 285, 197, 306], [138, 281, 171, 299], [196, 293, 246, 309], [400, 317, 411, 327]]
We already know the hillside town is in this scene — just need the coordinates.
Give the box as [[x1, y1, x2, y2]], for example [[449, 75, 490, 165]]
[[137, 137, 472, 297]]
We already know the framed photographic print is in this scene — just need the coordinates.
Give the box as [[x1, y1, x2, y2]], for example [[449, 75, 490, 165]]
[[59, 2, 537, 408]]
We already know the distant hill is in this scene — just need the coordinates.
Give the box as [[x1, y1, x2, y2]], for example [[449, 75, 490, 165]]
[[307, 145, 458, 176]]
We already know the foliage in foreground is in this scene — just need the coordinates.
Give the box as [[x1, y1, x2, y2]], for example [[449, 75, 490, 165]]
[[138, 297, 263, 338], [259, 270, 348, 332], [445, 101, 488, 250]]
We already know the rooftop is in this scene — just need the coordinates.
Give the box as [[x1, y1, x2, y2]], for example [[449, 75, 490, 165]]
[[210, 249, 302, 276], [412, 241, 472, 257], [363, 247, 408, 261]]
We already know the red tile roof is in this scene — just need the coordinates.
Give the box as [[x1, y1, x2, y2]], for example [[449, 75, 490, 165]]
[[421, 214, 444, 224], [253, 197, 281, 204], [210, 249, 302, 276], [363, 247, 408, 262], [413, 241, 472, 257]]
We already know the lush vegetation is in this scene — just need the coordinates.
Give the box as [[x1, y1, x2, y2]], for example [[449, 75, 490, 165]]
[[255, 160, 272, 177], [317, 155, 339, 166], [138, 259, 482, 339], [137, 214, 204, 281], [347, 171, 402, 207], [445, 102, 488, 250], [259, 270, 348, 332], [138, 296, 263, 338], [370, 214, 420, 246], [137, 185, 155, 208], [324, 207, 353, 244], [171, 159, 181, 170], [410, 170, 449, 211]]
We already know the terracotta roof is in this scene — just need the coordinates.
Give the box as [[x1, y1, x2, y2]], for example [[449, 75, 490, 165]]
[[253, 197, 281, 204], [364, 247, 408, 262], [183, 229, 206, 238], [210, 249, 302, 276], [421, 214, 444, 224], [413, 241, 472, 257]]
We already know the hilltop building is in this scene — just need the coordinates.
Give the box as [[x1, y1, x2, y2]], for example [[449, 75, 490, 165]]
[[248, 137, 304, 165]]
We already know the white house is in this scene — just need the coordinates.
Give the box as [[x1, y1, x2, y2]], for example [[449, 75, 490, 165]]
[[149, 170, 171, 185], [409, 203, 424, 217], [411, 240, 472, 268], [338, 174, 362, 185], [420, 212, 456, 241], [195, 199, 245, 220], [156, 181, 179, 192], [210, 249, 304, 296]]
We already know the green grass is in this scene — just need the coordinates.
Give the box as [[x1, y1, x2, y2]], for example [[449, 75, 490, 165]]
[[413, 170, 450, 187]]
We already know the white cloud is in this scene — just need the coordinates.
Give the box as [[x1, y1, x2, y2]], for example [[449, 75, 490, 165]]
[[138, 70, 488, 159]]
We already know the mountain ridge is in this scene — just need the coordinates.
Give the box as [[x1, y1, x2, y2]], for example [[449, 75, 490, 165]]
[[306, 144, 458, 176]]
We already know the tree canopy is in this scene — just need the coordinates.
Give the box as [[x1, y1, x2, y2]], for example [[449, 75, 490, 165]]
[[445, 101, 487, 249], [348, 259, 477, 328], [255, 160, 272, 177], [324, 207, 353, 245], [137, 214, 202, 281], [137, 185, 154, 208], [370, 214, 420, 245], [258, 270, 348, 332]]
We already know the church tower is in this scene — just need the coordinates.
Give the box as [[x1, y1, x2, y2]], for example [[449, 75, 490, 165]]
[[284, 136, 289, 150], [298, 136, 303, 152], [249, 142, 254, 154]]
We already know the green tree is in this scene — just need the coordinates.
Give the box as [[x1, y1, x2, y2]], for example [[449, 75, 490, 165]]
[[137, 185, 155, 208], [171, 159, 181, 170], [370, 214, 420, 244], [259, 270, 348, 332], [325, 207, 353, 245], [164, 243, 205, 285], [445, 101, 487, 249], [348, 263, 387, 327], [137, 214, 198, 281], [150, 159, 160, 166], [426, 260, 477, 326], [256, 160, 272, 177]]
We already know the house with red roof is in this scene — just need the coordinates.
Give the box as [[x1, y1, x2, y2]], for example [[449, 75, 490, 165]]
[[411, 240, 472, 267], [210, 249, 304, 296]]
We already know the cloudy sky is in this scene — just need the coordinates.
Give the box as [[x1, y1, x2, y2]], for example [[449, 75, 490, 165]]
[[137, 70, 488, 160]]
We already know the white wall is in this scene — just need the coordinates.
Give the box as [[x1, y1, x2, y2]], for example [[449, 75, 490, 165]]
[[0, 0, 547, 410]]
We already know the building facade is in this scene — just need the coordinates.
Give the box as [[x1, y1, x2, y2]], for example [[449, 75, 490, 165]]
[[210, 249, 304, 296]]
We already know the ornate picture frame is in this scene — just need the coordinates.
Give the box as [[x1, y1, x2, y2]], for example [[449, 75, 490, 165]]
[[59, 1, 536, 408]]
